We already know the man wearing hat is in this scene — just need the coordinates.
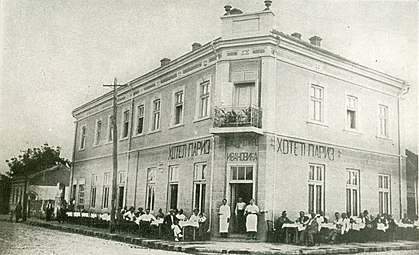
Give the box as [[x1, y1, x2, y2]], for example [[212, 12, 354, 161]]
[[163, 209, 183, 241]]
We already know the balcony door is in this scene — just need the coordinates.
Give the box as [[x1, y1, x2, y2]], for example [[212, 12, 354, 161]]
[[234, 82, 255, 107]]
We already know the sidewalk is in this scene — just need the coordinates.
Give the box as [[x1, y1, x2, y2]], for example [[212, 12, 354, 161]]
[[1, 215, 418, 255]]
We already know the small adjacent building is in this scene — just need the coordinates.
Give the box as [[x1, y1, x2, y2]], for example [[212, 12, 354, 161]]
[[70, 3, 409, 240], [9, 164, 70, 218]]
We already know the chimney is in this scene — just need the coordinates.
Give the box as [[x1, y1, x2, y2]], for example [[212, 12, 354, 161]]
[[160, 58, 171, 67], [291, 32, 302, 40], [309, 36, 322, 46], [192, 42, 202, 51]]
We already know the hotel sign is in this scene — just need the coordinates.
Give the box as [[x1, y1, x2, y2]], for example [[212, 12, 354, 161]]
[[227, 152, 258, 161], [168, 139, 211, 160], [272, 137, 335, 161]]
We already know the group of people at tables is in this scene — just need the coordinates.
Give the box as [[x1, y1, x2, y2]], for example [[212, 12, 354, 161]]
[[117, 206, 208, 241], [275, 210, 419, 246]]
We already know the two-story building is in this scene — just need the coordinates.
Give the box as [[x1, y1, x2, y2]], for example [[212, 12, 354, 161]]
[[71, 4, 409, 240]]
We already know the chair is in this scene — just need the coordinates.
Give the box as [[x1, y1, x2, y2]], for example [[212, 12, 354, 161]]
[[266, 220, 276, 242]]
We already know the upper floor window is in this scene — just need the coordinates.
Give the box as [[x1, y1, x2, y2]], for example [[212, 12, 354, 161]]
[[108, 115, 114, 142], [80, 126, 87, 150], [346, 96, 358, 130], [174, 91, 184, 125], [310, 85, 324, 122], [137, 104, 145, 135], [121, 110, 130, 138], [152, 99, 161, 130], [199, 81, 210, 118], [378, 105, 388, 137], [94, 120, 102, 145]]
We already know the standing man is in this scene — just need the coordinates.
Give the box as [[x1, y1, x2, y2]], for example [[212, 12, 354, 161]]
[[235, 197, 246, 233], [219, 199, 231, 237], [245, 199, 260, 239], [45, 201, 54, 221]]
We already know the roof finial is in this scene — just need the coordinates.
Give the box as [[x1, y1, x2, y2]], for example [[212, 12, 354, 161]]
[[264, 0, 272, 11]]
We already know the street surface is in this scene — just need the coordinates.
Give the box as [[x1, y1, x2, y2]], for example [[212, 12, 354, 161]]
[[0, 221, 185, 255]]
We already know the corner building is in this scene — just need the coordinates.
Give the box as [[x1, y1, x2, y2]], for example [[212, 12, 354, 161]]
[[71, 7, 409, 240]]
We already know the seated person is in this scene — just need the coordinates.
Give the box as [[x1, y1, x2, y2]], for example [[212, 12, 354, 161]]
[[317, 210, 328, 224], [189, 209, 200, 222], [327, 212, 341, 244], [135, 207, 144, 218], [123, 207, 136, 221], [401, 213, 413, 224], [298, 212, 319, 246], [176, 209, 187, 221], [198, 212, 209, 241], [295, 211, 310, 241], [163, 209, 183, 241], [275, 211, 293, 243], [156, 208, 165, 220], [137, 208, 156, 237]]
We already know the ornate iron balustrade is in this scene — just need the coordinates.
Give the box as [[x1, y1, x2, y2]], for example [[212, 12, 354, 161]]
[[213, 106, 262, 128]]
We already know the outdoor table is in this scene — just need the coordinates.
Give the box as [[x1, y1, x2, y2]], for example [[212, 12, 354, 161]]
[[81, 212, 89, 218], [100, 214, 110, 221], [179, 220, 199, 240], [320, 223, 336, 230], [351, 223, 365, 231], [282, 223, 304, 244]]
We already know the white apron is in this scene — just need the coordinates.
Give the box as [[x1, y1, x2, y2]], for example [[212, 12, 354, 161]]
[[245, 204, 259, 232], [219, 205, 230, 233]]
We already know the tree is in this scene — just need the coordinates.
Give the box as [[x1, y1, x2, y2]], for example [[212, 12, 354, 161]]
[[5, 143, 71, 177]]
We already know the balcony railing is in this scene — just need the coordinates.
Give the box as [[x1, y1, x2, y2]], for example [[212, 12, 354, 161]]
[[213, 105, 262, 128]]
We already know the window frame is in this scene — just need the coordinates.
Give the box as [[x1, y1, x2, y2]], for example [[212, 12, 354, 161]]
[[378, 104, 389, 138], [151, 98, 161, 131], [346, 169, 360, 216], [94, 119, 102, 146], [193, 163, 207, 212], [199, 80, 210, 118], [345, 95, 358, 131], [121, 109, 130, 139], [168, 165, 179, 210], [309, 84, 324, 123], [79, 125, 87, 150], [102, 172, 111, 208], [136, 104, 145, 135], [107, 115, 114, 142], [378, 174, 391, 215], [90, 174, 98, 208], [146, 167, 156, 211], [172, 89, 184, 126], [308, 163, 325, 214]]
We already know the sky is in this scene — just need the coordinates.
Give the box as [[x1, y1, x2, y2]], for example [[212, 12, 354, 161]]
[[0, 0, 417, 174]]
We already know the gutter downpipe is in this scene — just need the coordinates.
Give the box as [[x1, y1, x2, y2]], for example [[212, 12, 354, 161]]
[[208, 40, 219, 232], [397, 83, 409, 219], [124, 82, 135, 208], [69, 120, 78, 203]]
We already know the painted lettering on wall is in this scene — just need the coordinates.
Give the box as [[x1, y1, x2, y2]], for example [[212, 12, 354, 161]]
[[168, 139, 211, 160], [227, 152, 258, 161], [272, 137, 335, 161]]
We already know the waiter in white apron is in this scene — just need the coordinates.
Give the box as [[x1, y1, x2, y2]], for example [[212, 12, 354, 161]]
[[245, 198, 260, 239], [218, 199, 231, 237]]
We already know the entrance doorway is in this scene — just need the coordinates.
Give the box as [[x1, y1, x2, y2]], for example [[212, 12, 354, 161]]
[[230, 183, 253, 233]]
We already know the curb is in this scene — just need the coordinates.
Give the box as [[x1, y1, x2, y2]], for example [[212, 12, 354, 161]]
[[1, 218, 418, 255]]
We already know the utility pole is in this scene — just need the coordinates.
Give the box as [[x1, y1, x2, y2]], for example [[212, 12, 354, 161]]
[[103, 77, 125, 233]]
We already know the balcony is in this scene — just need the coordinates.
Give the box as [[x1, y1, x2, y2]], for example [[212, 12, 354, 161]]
[[210, 105, 263, 135]]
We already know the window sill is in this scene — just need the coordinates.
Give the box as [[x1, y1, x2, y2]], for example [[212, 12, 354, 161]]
[[149, 129, 162, 134], [306, 120, 329, 128], [343, 129, 363, 135], [92, 144, 103, 148], [119, 137, 129, 142], [78, 148, 85, 151], [376, 135, 392, 142], [193, 116, 211, 123], [133, 133, 145, 138], [169, 123, 185, 130]]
